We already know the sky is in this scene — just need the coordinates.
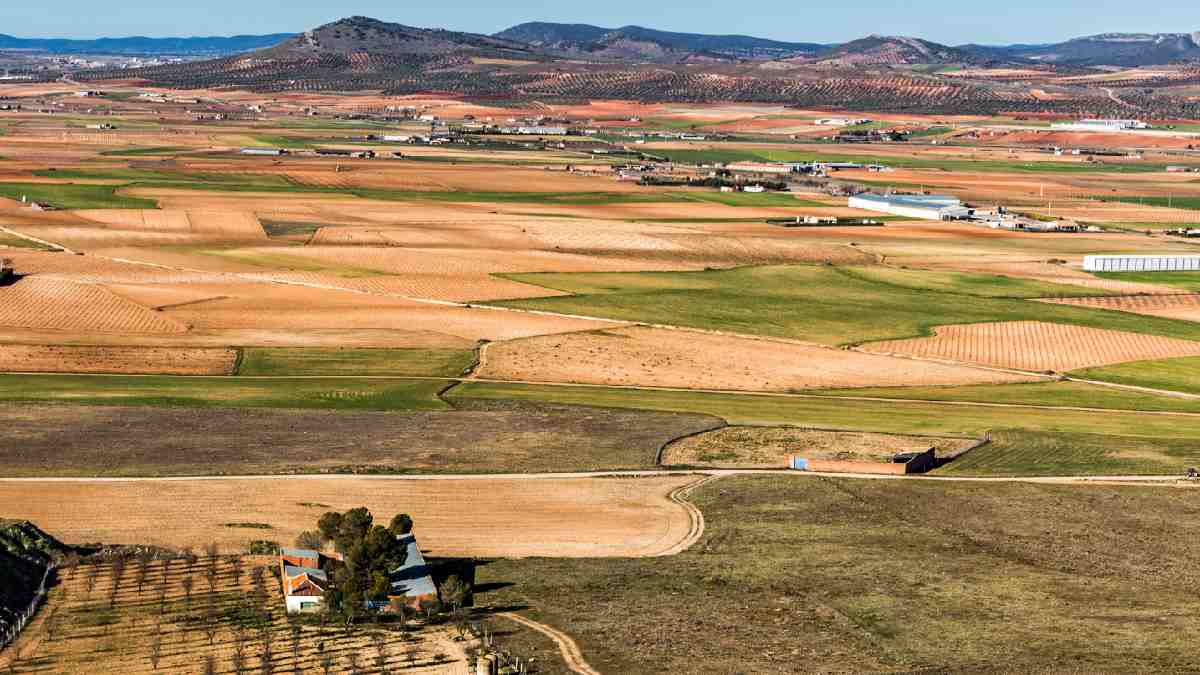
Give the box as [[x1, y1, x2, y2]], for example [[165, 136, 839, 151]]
[[4, 1, 1198, 44]]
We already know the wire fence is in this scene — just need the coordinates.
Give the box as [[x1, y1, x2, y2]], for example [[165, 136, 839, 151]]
[[0, 562, 56, 654]]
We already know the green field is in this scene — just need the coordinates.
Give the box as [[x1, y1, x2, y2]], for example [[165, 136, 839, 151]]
[[677, 191, 829, 207], [1094, 270, 1200, 291], [0, 374, 449, 410], [482, 475, 1200, 673], [0, 183, 157, 209], [0, 231, 52, 250], [942, 429, 1200, 475], [810, 380, 1200, 414], [451, 381, 1200, 440], [237, 347, 474, 377], [1073, 355, 1200, 396], [200, 248, 388, 278], [1095, 195, 1200, 211], [98, 146, 186, 157], [491, 265, 1200, 346], [656, 147, 1171, 173]]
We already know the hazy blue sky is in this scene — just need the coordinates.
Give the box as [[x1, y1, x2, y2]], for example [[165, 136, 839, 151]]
[[4, 1, 1197, 43]]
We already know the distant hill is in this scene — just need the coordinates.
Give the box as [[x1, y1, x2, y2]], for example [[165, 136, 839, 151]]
[[495, 22, 825, 62], [260, 16, 538, 61], [0, 33, 294, 57], [815, 35, 986, 65], [960, 32, 1200, 67]]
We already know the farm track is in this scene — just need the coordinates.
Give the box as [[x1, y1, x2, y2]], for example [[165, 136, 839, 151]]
[[497, 612, 601, 675]]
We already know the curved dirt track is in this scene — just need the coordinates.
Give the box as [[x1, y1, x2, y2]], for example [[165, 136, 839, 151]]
[[498, 612, 601, 675]]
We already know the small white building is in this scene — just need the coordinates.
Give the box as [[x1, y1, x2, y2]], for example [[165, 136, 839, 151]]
[[1083, 254, 1200, 272], [848, 194, 970, 220]]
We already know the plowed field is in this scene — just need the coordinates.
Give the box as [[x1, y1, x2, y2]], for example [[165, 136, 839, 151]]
[[0, 344, 236, 374], [1042, 294, 1200, 323], [662, 426, 976, 467], [0, 475, 698, 557], [0, 278, 186, 334], [477, 326, 1036, 391], [866, 321, 1200, 372]]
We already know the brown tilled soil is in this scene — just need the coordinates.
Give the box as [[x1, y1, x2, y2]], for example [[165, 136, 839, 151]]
[[0, 474, 698, 557], [0, 400, 720, 476], [662, 426, 976, 467], [477, 326, 1036, 391], [0, 277, 186, 334], [0, 344, 236, 375], [866, 320, 1200, 372]]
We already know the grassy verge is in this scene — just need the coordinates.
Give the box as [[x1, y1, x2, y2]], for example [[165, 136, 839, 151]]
[[237, 347, 475, 377], [809, 380, 1200, 413], [1072, 355, 1200, 396], [939, 429, 1200, 475], [0, 231, 53, 250], [491, 265, 1200, 346], [98, 146, 186, 157], [0, 183, 157, 209], [0, 374, 449, 410], [450, 381, 1200, 439], [481, 476, 1200, 673]]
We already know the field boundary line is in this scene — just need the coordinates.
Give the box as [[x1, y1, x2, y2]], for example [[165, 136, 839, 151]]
[[1063, 376, 1200, 400], [0, 225, 72, 253], [496, 612, 601, 675]]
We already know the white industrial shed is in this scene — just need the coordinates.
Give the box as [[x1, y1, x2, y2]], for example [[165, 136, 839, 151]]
[[848, 194, 971, 220], [1083, 254, 1200, 272]]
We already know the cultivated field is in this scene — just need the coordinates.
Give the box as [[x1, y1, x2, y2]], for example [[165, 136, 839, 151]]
[[0, 344, 236, 375], [1044, 292, 1200, 322], [0, 475, 699, 557], [3, 554, 466, 674], [864, 320, 1200, 372], [477, 326, 1037, 391]]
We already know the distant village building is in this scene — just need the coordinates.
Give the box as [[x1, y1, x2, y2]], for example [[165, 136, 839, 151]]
[[849, 194, 971, 220], [1051, 119, 1149, 132]]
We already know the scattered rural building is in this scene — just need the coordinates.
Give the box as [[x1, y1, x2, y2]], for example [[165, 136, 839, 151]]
[[280, 548, 329, 614], [386, 533, 439, 611], [1167, 166, 1200, 173], [240, 147, 288, 156], [1083, 254, 1200, 272], [726, 161, 803, 175], [814, 117, 870, 127], [848, 193, 971, 220], [1051, 119, 1149, 131]]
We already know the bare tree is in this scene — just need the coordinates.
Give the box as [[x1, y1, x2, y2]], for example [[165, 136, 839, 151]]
[[289, 623, 303, 673], [346, 651, 361, 675], [183, 546, 198, 569], [260, 640, 274, 675], [148, 630, 163, 670], [202, 654, 216, 675], [86, 559, 101, 595], [372, 633, 389, 675], [230, 555, 245, 588], [233, 627, 249, 675], [182, 575, 195, 607], [320, 653, 334, 675], [136, 552, 152, 593], [44, 607, 60, 642], [204, 594, 219, 645]]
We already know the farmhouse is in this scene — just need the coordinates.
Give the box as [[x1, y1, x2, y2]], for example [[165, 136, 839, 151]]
[[1083, 254, 1200, 272], [280, 547, 329, 614], [848, 193, 971, 220], [726, 161, 802, 175]]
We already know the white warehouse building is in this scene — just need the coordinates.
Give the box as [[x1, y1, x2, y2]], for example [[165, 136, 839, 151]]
[[848, 193, 971, 220], [1083, 254, 1200, 272]]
